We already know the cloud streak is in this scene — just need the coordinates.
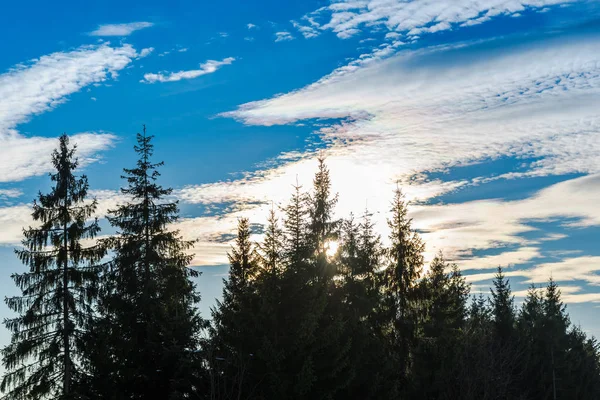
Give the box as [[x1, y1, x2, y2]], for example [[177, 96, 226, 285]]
[[275, 31, 294, 42], [142, 57, 235, 83], [89, 22, 154, 36]]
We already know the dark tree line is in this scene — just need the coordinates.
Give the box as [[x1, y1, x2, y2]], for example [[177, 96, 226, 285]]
[[2, 131, 600, 399]]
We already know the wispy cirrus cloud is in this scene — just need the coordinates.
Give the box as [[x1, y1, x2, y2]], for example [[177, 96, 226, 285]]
[[142, 57, 235, 83], [225, 34, 600, 180], [293, 0, 578, 39], [0, 189, 22, 200], [275, 31, 294, 42], [413, 174, 600, 263], [89, 22, 154, 36], [292, 19, 320, 39], [0, 43, 139, 182], [138, 47, 155, 58]]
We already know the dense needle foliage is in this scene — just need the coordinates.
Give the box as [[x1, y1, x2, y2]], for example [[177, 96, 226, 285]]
[[1, 135, 104, 400]]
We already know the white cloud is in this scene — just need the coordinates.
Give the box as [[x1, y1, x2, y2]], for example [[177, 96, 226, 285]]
[[0, 44, 138, 182], [516, 256, 600, 286], [89, 22, 154, 37], [142, 57, 235, 83], [459, 247, 542, 272], [0, 132, 116, 183], [413, 174, 600, 264], [292, 20, 320, 39], [247, 23, 258, 29], [138, 47, 155, 58], [225, 35, 600, 179], [0, 204, 31, 246], [307, 0, 575, 39], [0, 189, 22, 199], [275, 31, 295, 42]]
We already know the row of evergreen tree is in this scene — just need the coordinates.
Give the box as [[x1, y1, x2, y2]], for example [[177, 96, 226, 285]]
[[1, 130, 599, 399]]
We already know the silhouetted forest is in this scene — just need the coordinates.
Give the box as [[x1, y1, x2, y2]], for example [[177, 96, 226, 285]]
[[2, 130, 599, 400]]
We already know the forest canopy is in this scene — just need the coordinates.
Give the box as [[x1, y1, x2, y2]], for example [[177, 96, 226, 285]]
[[1, 130, 599, 400]]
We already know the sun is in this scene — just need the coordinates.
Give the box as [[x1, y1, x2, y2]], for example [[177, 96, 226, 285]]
[[325, 240, 339, 258]]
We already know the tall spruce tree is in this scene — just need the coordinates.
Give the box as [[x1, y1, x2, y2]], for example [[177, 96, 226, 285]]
[[253, 208, 286, 399], [490, 266, 515, 342], [258, 207, 284, 282], [337, 210, 397, 400], [308, 157, 339, 263], [272, 180, 319, 398], [210, 217, 260, 400], [283, 181, 311, 275], [1, 134, 104, 400], [413, 252, 469, 398], [488, 266, 520, 398], [264, 163, 351, 399], [384, 187, 425, 381], [357, 209, 385, 332], [542, 278, 570, 400], [85, 126, 203, 399], [306, 158, 351, 399], [517, 284, 546, 398]]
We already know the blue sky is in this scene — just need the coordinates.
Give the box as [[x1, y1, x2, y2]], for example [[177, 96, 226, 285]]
[[1, 0, 600, 352]]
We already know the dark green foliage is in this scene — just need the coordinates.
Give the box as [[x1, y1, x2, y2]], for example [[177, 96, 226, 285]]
[[209, 217, 261, 400], [308, 157, 339, 261], [2, 135, 104, 400], [83, 127, 204, 399], [412, 253, 470, 398], [206, 162, 600, 400], [490, 266, 516, 342], [384, 187, 425, 382], [3, 138, 600, 400]]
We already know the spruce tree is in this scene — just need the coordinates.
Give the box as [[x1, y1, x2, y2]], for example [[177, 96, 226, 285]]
[[338, 210, 396, 399], [413, 252, 469, 398], [566, 326, 600, 399], [489, 266, 519, 398], [384, 187, 425, 380], [455, 294, 496, 399], [210, 217, 260, 400], [1, 134, 104, 400], [357, 209, 385, 332], [253, 208, 286, 399], [490, 266, 515, 342], [542, 278, 570, 400], [339, 215, 359, 282], [307, 157, 339, 262], [86, 126, 203, 399], [271, 164, 351, 399], [517, 284, 545, 397], [258, 207, 284, 283], [283, 181, 311, 275], [275, 181, 320, 398]]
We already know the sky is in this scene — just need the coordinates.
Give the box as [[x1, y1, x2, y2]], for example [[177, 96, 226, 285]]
[[1, 0, 600, 351]]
